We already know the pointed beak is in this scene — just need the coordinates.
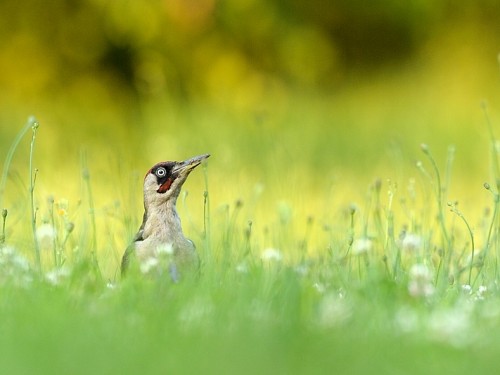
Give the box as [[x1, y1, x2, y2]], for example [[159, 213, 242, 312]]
[[172, 153, 210, 175]]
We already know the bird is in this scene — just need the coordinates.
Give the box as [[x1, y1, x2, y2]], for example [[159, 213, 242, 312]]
[[121, 153, 210, 281]]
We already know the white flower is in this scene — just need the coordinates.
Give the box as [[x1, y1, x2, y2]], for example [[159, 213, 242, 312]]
[[408, 264, 435, 298], [317, 293, 351, 328], [261, 248, 283, 262], [0, 245, 15, 257], [401, 233, 422, 252], [36, 224, 56, 242], [410, 264, 432, 280], [395, 306, 419, 333], [140, 257, 159, 274], [45, 267, 70, 285], [352, 238, 372, 255], [11, 253, 30, 271], [408, 280, 435, 298], [157, 243, 173, 255], [428, 307, 472, 347], [0, 245, 29, 271], [476, 285, 487, 300], [236, 262, 248, 274], [0, 245, 32, 286]]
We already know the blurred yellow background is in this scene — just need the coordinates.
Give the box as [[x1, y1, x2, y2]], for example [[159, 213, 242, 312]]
[[1, 0, 500, 276]]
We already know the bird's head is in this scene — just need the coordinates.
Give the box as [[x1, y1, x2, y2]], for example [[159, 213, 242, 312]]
[[143, 154, 210, 206]]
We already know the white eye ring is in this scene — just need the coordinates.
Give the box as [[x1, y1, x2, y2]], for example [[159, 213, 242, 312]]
[[156, 167, 167, 177]]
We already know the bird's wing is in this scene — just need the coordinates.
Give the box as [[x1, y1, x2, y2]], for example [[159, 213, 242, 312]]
[[120, 242, 135, 275], [121, 211, 147, 275]]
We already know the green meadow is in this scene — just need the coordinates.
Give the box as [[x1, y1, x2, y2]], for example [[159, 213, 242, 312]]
[[2, 2, 500, 374]]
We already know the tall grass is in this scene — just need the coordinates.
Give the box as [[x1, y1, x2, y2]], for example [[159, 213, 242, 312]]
[[29, 119, 41, 272], [1, 114, 500, 375]]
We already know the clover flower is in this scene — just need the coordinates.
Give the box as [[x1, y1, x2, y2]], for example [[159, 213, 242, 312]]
[[261, 248, 283, 262], [408, 263, 435, 298], [352, 238, 372, 255]]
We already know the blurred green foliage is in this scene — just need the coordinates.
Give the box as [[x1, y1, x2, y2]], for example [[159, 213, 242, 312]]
[[2, 5, 500, 374], [1, 0, 499, 103], [1, 0, 500, 231]]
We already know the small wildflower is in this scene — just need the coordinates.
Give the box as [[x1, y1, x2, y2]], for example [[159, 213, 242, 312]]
[[352, 238, 372, 255], [395, 306, 419, 333], [57, 199, 69, 216], [428, 307, 472, 347], [408, 264, 435, 298], [236, 262, 248, 274], [261, 248, 283, 262], [317, 293, 351, 328], [45, 267, 71, 286], [157, 243, 173, 255], [410, 263, 432, 279], [0, 246, 29, 271], [401, 233, 422, 252], [476, 285, 488, 300], [36, 224, 56, 242], [0, 246, 32, 287], [11, 253, 30, 271], [140, 257, 159, 274], [0, 245, 15, 258]]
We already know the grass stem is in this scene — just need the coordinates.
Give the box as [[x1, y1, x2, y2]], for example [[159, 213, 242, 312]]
[[202, 161, 211, 261], [0, 117, 36, 211], [29, 119, 41, 272], [420, 144, 451, 285], [0, 209, 7, 244], [81, 151, 101, 279], [449, 203, 475, 285]]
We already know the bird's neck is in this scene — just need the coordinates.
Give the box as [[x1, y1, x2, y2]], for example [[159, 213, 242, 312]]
[[142, 197, 186, 243]]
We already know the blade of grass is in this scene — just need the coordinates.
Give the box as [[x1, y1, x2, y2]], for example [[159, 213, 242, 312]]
[[29, 119, 41, 272], [81, 150, 102, 280], [0, 208, 7, 244], [0, 116, 37, 210]]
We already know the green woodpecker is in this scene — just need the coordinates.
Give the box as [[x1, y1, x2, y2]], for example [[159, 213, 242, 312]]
[[121, 154, 209, 281]]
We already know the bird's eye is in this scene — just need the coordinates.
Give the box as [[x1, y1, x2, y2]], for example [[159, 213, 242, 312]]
[[156, 167, 167, 178]]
